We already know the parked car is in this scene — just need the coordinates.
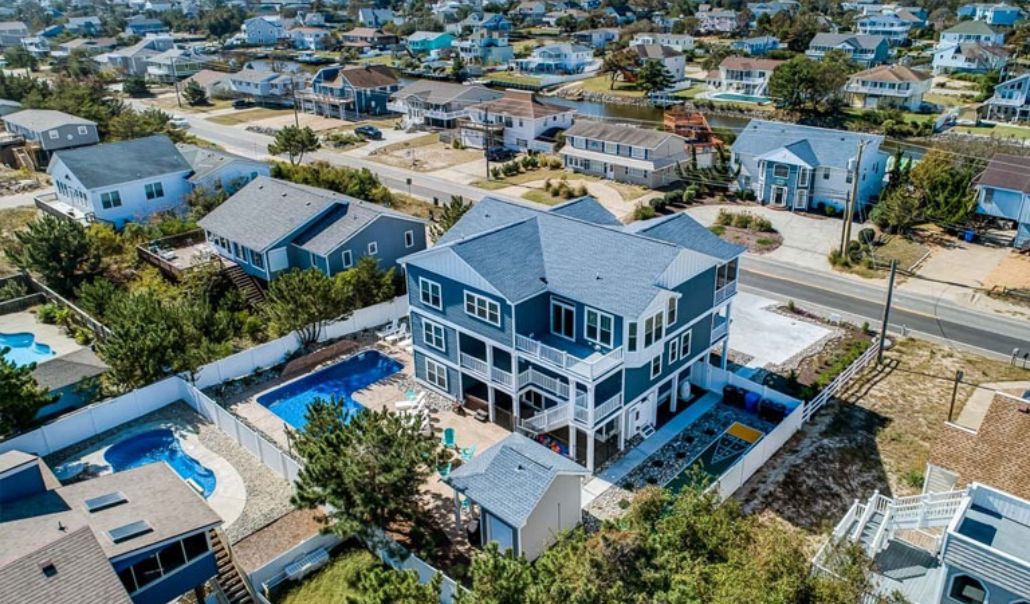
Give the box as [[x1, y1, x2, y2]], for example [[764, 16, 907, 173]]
[[169, 117, 190, 129], [486, 146, 513, 161], [355, 125, 382, 140], [232, 99, 255, 109]]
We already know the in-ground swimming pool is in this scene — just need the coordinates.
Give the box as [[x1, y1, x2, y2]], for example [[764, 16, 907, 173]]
[[104, 428, 217, 498], [0, 332, 56, 367], [710, 92, 771, 104], [257, 350, 403, 431]]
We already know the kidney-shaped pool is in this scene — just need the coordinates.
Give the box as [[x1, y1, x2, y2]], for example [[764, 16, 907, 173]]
[[104, 428, 217, 498]]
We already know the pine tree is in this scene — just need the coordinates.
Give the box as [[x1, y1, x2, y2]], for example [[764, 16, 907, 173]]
[[429, 195, 473, 241], [268, 125, 321, 165], [0, 352, 56, 436], [182, 79, 208, 106]]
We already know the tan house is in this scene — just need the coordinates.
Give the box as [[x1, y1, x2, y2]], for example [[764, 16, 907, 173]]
[[844, 64, 932, 112]]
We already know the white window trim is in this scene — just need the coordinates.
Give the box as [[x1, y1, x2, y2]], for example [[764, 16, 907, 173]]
[[48, 130, 59, 139], [425, 357, 448, 391], [650, 353, 662, 379], [772, 163, 789, 178], [422, 319, 446, 352], [680, 331, 691, 359], [404, 230, 415, 248], [584, 307, 614, 348], [627, 321, 638, 352], [418, 277, 442, 310], [668, 339, 679, 364], [550, 298, 575, 341], [464, 291, 501, 327], [367, 241, 378, 255], [666, 297, 677, 327], [798, 166, 810, 186], [341, 249, 353, 268]]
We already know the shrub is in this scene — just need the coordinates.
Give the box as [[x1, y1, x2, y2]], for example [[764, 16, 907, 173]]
[[846, 240, 863, 264], [756, 237, 775, 245], [0, 279, 27, 302], [490, 166, 501, 179], [715, 209, 734, 226], [543, 178, 552, 193], [787, 299, 796, 313], [749, 216, 774, 232], [710, 224, 726, 236], [858, 227, 876, 246], [739, 188, 756, 201], [573, 183, 587, 197], [36, 303, 60, 324], [632, 203, 657, 221], [546, 156, 563, 169], [828, 248, 846, 267], [682, 188, 696, 204], [451, 138, 463, 149], [824, 205, 838, 217], [731, 212, 753, 229]]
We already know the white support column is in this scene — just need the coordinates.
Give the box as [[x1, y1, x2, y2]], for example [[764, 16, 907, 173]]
[[487, 385, 496, 423], [569, 426, 577, 460], [586, 429, 595, 473], [617, 409, 626, 451], [671, 372, 680, 414]]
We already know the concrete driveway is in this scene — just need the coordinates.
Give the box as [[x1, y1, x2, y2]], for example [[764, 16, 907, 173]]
[[0, 187, 48, 210], [342, 128, 431, 157], [686, 204, 847, 270], [728, 291, 832, 368]]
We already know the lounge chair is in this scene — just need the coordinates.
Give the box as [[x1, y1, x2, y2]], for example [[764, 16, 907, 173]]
[[384, 322, 410, 344], [395, 392, 426, 410], [438, 463, 452, 477], [442, 427, 457, 449], [376, 319, 400, 339]]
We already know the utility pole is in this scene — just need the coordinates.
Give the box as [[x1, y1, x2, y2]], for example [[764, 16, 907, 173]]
[[840, 139, 866, 255], [291, 80, 299, 127], [877, 259, 897, 364], [484, 106, 491, 179], [947, 369, 964, 422], [172, 57, 182, 108]]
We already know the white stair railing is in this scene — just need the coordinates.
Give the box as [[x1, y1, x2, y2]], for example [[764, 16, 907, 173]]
[[519, 404, 571, 433]]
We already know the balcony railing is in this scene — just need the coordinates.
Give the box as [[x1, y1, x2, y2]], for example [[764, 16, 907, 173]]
[[460, 352, 489, 376], [491, 366, 513, 387], [518, 367, 570, 399], [845, 83, 913, 97], [711, 317, 729, 341], [714, 280, 737, 304], [519, 403, 571, 434], [571, 392, 623, 426], [515, 334, 624, 381]]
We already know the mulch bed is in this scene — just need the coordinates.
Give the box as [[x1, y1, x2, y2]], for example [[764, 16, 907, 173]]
[[713, 225, 783, 254]]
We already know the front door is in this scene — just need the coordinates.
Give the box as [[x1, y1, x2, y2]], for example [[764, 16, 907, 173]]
[[771, 186, 788, 207]]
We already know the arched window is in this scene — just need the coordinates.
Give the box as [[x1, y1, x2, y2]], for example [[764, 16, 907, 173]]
[[948, 575, 988, 604]]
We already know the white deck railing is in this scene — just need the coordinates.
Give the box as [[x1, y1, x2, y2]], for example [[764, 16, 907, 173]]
[[593, 393, 623, 423], [491, 366, 513, 387], [519, 404, 571, 434], [803, 339, 879, 422], [711, 317, 729, 341], [518, 367, 570, 399], [714, 281, 737, 304], [459, 352, 489, 377], [514, 333, 623, 381]]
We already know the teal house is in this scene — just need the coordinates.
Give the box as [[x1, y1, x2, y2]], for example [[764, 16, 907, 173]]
[[407, 31, 455, 54]]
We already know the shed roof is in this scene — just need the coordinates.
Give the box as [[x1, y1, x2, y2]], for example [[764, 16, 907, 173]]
[[563, 121, 682, 148]]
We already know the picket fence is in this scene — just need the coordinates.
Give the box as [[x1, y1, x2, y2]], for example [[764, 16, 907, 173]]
[[802, 340, 880, 422]]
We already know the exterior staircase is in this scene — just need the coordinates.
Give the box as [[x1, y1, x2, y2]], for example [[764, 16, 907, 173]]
[[519, 403, 571, 435], [210, 528, 255, 604], [223, 263, 265, 307], [12, 146, 35, 171], [840, 489, 968, 558]]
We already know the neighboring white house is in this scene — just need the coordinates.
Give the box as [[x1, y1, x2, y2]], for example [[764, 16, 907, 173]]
[[388, 80, 503, 129], [227, 69, 304, 104], [984, 72, 1030, 122], [103, 34, 176, 76], [289, 26, 333, 50], [513, 43, 595, 74], [45, 135, 193, 228], [707, 56, 784, 97], [630, 32, 695, 52], [844, 64, 931, 111], [632, 44, 686, 82], [240, 16, 286, 46], [696, 8, 743, 33], [939, 20, 1006, 46], [459, 90, 575, 153], [932, 42, 1009, 74], [560, 121, 691, 187], [856, 13, 912, 45], [145, 47, 204, 82]]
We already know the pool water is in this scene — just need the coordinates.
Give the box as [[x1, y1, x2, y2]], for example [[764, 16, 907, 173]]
[[257, 350, 402, 431], [711, 92, 771, 104], [0, 332, 56, 367], [104, 429, 217, 498]]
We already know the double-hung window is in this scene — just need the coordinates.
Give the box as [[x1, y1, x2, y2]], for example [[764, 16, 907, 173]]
[[425, 358, 448, 390], [627, 322, 637, 352], [772, 164, 789, 178], [643, 311, 664, 347], [650, 354, 662, 379], [668, 339, 679, 364], [341, 249, 353, 268], [422, 320, 446, 352], [404, 230, 415, 248], [680, 331, 691, 359], [465, 291, 500, 326], [144, 182, 164, 200], [367, 241, 378, 255], [100, 191, 122, 209], [584, 308, 613, 348], [666, 298, 677, 327], [551, 299, 575, 340], [419, 278, 442, 309]]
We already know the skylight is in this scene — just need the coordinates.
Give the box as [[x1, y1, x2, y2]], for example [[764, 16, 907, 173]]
[[107, 520, 152, 544], [84, 492, 128, 513]]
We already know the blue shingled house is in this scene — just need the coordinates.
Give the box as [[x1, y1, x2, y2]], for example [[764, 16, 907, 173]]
[[401, 196, 742, 471], [972, 154, 1030, 248], [198, 177, 427, 281], [731, 119, 888, 214]]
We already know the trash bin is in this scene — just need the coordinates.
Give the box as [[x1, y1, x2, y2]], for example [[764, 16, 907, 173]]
[[964, 228, 975, 243], [744, 391, 761, 414]]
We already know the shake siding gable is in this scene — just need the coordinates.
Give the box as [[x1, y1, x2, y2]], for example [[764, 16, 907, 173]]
[[405, 265, 513, 343]]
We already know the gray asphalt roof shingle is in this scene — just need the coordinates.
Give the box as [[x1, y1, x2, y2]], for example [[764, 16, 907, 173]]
[[627, 213, 744, 261], [30, 348, 108, 391], [416, 197, 736, 317], [53, 135, 191, 190], [563, 121, 682, 149], [3, 109, 96, 131], [176, 143, 261, 183], [444, 433, 588, 528], [731, 119, 883, 170], [549, 196, 622, 226]]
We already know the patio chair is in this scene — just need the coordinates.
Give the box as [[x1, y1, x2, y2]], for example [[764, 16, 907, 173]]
[[375, 319, 400, 339], [442, 427, 457, 449], [437, 462, 452, 478], [460, 444, 476, 462], [384, 322, 410, 344], [395, 392, 426, 410]]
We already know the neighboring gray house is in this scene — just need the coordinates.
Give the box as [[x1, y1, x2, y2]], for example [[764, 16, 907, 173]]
[[198, 177, 427, 281], [388, 80, 504, 129], [805, 33, 890, 66], [560, 122, 691, 187], [2, 109, 99, 156], [444, 433, 589, 561], [176, 143, 270, 194], [0, 21, 28, 47], [0, 99, 22, 117]]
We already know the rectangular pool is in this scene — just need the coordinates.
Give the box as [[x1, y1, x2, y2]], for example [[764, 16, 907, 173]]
[[711, 92, 771, 104], [257, 350, 402, 431]]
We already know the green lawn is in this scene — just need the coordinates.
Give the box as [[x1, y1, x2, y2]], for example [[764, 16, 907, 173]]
[[485, 71, 543, 87], [275, 550, 380, 604], [872, 235, 930, 272], [207, 107, 293, 126], [576, 75, 647, 98], [953, 123, 1030, 141], [923, 92, 975, 108], [672, 84, 707, 99], [472, 168, 596, 190], [523, 189, 570, 205]]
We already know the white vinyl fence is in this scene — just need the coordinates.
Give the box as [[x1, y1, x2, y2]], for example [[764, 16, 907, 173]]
[[367, 528, 463, 604], [250, 533, 344, 603], [802, 340, 879, 422], [0, 377, 184, 457], [192, 296, 408, 389], [180, 384, 302, 484]]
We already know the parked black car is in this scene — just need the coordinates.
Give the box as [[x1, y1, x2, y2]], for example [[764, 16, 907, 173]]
[[486, 146, 513, 161], [232, 99, 254, 109], [355, 125, 382, 140]]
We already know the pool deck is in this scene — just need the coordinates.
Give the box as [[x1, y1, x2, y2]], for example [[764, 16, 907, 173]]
[[54, 420, 248, 530], [0, 309, 84, 360]]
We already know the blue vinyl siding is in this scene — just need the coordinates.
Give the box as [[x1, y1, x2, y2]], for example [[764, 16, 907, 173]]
[[414, 350, 459, 397], [129, 551, 217, 604], [623, 313, 712, 403], [0, 466, 47, 504], [674, 267, 718, 324], [406, 266, 513, 344], [411, 312, 459, 364], [514, 292, 623, 351], [326, 217, 426, 274]]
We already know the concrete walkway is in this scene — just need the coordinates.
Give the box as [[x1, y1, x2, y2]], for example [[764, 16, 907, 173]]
[[581, 392, 719, 506], [955, 381, 1030, 431]]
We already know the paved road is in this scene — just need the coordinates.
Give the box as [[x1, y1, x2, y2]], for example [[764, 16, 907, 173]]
[[742, 257, 1030, 358], [177, 111, 1030, 358]]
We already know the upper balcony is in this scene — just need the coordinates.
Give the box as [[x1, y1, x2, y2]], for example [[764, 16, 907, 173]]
[[515, 332, 623, 382], [845, 81, 915, 97]]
